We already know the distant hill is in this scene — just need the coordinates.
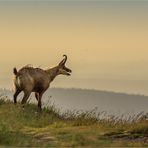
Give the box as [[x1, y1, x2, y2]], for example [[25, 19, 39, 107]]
[[0, 88, 148, 115]]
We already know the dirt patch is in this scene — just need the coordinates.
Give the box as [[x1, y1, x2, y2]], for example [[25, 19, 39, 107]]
[[103, 131, 148, 144], [34, 133, 55, 141]]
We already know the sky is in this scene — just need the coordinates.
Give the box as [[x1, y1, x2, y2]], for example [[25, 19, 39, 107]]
[[0, 0, 148, 95]]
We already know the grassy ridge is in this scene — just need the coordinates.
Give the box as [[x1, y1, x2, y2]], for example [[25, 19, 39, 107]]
[[0, 97, 148, 147]]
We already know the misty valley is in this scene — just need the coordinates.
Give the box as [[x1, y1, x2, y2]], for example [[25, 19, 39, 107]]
[[1, 88, 148, 117]]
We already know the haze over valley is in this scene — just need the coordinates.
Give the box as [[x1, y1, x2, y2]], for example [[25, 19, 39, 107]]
[[0, 0, 148, 95]]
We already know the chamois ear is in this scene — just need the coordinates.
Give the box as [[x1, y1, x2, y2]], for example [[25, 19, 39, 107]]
[[58, 55, 67, 66]]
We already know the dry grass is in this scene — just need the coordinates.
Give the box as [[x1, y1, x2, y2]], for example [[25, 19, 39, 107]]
[[0, 95, 148, 147]]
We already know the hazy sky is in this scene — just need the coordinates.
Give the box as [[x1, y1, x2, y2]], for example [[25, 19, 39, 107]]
[[0, 0, 148, 94]]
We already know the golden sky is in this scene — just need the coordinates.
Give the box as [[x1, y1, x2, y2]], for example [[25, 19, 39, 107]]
[[0, 1, 148, 94]]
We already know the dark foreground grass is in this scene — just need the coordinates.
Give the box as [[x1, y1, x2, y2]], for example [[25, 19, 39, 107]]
[[0, 96, 148, 147]]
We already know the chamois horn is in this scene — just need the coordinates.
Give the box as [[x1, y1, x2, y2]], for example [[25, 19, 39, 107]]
[[62, 55, 67, 65], [59, 54, 67, 66]]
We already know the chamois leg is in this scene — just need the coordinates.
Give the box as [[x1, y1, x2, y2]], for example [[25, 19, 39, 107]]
[[35, 92, 39, 101], [14, 89, 21, 104], [21, 91, 31, 107], [38, 92, 44, 111]]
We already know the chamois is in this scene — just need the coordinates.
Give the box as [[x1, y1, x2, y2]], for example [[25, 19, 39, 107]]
[[13, 55, 72, 110]]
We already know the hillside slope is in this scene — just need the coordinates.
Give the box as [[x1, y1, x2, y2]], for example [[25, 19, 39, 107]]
[[0, 98, 148, 147]]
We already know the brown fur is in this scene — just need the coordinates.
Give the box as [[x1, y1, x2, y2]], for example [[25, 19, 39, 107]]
[[13, 55, 72, 110]]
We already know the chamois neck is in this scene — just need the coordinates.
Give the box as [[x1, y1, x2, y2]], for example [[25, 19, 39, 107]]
[[45, 66, 59, 82]]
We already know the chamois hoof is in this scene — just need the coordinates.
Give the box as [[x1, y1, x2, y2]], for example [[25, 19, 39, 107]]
[[37, 108, 42, 113]]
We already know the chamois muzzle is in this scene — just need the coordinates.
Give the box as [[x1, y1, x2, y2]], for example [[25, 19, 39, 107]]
[[63, 66, 72, 76]]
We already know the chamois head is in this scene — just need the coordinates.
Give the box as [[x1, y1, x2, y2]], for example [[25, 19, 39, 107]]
[[58, 55, 72, 76]]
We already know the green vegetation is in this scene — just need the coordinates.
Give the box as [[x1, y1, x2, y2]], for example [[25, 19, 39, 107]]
[[0, 96, 148, 147]]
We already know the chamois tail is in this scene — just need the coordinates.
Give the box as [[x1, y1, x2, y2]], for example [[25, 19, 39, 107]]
[[13, 67, 18, 75]]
